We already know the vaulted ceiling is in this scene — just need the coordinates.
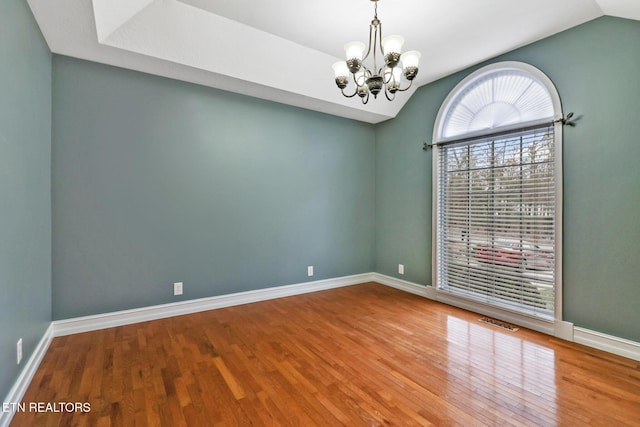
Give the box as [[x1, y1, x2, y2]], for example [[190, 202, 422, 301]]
[[27, 0, 640, 123]]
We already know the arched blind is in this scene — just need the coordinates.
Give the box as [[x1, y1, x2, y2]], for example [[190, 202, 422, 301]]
[[438, 66, 556, 141], [434, 62, 561, 320]]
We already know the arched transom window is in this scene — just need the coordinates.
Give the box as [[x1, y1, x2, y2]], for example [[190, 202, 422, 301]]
[[436, 62, 561, 141]]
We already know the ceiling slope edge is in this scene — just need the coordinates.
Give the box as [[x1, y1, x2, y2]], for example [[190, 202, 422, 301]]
[[92, 0, 157, 42], [28, 0, 403, 124], [596, 0, 640, 20]]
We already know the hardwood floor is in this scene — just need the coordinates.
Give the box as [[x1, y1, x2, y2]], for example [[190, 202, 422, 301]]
[[11, 283, 640, 426]]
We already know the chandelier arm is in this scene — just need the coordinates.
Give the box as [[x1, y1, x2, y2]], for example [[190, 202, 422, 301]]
[[353, 68, 370, 88], [361, 92, 370, 104], [382, 67, 393, 84], [340, 87, 359, 98], [378, 21, 384, 56], [394, 79, 414, 92], [384, 86, 395, 101], [371, 23, 380, 71], [362, 24, 373, 62]]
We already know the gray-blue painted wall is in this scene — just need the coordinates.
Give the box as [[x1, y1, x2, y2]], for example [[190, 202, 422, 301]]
[[375, 16, 640, 341], [51, 57, 375, 319], [0, 0, 52, 399]]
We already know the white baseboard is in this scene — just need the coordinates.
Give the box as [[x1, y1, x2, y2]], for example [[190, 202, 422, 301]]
[[374, 273, 557, 335], [53, 273, 375, 337], [372, 273, 640, 361], [574, 327, 640, 361], [370, 273, 432, 297], [553, 319, 575, 341], [0, 324, 54, 427]]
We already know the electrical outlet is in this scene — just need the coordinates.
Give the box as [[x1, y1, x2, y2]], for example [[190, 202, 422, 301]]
[[398, 264, 405, 275], [307, 266, 314, 277], [174, 282, 183, 296], [17, 338, 22, 365]]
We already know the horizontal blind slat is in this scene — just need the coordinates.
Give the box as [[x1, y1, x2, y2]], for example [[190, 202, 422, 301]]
[[437, 126, 555, 318]]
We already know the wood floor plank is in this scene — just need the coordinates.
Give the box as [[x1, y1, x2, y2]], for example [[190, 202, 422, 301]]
[[10, 282, 640, 426]]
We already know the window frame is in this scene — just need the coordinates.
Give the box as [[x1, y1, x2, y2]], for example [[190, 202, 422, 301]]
[[431, 62, 565, 333]]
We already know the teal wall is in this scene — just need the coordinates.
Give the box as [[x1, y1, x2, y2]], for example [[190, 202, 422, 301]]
[[375, 16, 640, 341], [0, 0, 52, 399], [51, 56, 375, 319]]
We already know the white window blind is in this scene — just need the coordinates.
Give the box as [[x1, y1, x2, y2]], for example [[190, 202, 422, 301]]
[[437, 125, 555, 318]]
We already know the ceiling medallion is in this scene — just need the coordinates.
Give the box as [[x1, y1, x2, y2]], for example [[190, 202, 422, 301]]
[[332, 0, 421, 104]]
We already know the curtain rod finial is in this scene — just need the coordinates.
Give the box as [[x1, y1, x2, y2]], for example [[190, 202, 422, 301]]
[[557, 112, 577, 127]]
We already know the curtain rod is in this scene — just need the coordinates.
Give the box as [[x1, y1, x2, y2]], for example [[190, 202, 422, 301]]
[[422, 113, 575, 151]]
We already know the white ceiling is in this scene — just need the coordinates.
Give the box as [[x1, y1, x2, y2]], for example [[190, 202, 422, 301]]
[[27, 0, 640, 123]]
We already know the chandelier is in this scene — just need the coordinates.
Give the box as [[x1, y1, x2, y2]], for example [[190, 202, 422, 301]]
[[332, 0, 421, 104]]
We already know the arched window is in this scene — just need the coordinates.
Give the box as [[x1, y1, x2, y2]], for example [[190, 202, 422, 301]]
[[432, 62, 563, 326]]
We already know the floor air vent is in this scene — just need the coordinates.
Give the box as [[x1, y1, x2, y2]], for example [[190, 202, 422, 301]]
[[479, 317, 519, 332]]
